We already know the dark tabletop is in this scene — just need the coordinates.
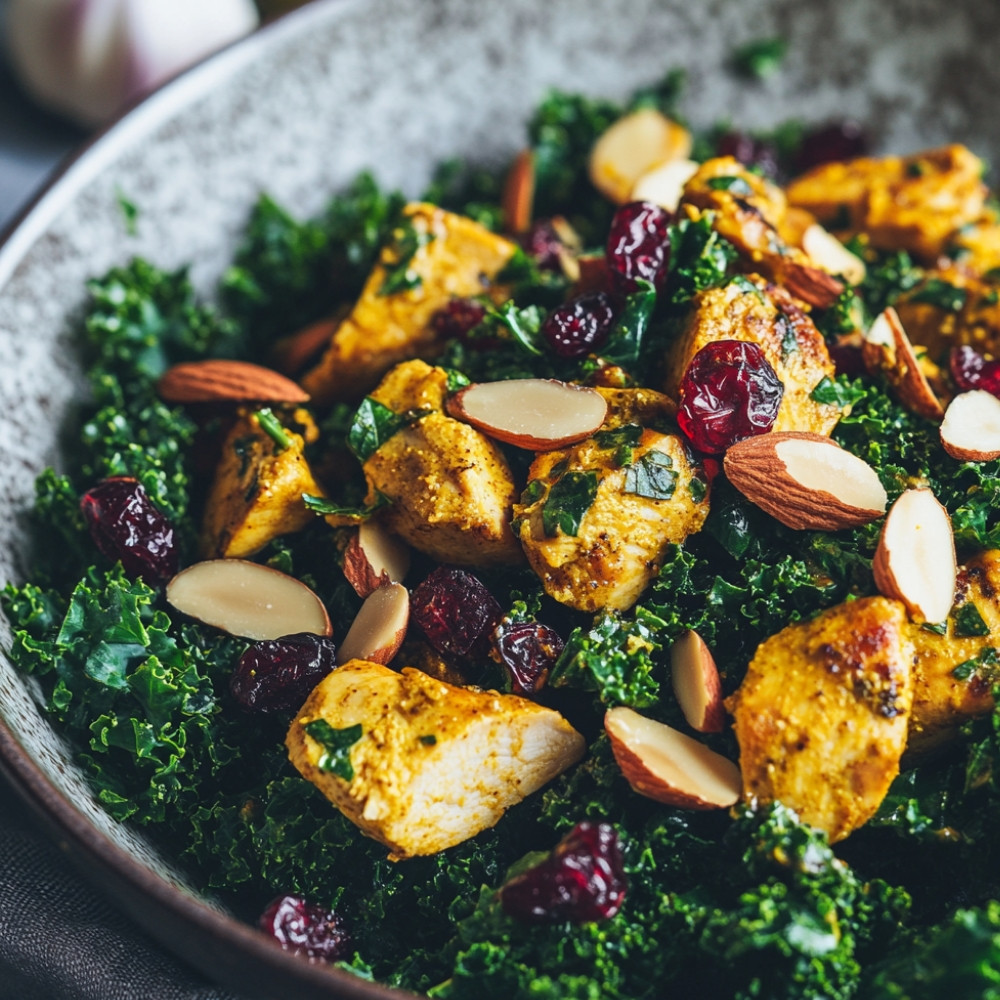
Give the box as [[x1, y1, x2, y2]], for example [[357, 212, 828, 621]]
[[0, 15, 249, 1000]]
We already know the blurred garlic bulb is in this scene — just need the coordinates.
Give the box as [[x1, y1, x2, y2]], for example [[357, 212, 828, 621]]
[[5, 0, 260, 127]]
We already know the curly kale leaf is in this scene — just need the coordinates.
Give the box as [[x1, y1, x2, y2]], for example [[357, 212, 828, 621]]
[[2, 567, 236, 825], [549, 608, 664, 707], [86, 258, 241, 388], [864, 903, 1000, 999]]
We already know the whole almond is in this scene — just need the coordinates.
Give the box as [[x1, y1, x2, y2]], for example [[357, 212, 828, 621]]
[[157, 359, 310, 404], [724, 431, 887, 531]]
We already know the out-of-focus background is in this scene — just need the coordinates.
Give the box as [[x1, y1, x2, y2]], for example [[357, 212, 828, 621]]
[[0, 0, 314, 230]]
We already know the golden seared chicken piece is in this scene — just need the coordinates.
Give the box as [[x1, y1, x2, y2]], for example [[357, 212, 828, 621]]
[[200, 408, 325, 559], [594, 385, 677, 428], [786, 144, 988, 262], [893, 267, 1000, 362], [286, 660, 586, 859], [301, 203, 516, 404], [361, 360, 522, 566], [665, 275, 841, 436], [908, 550, 1000, 752], [679, 157, 843, 308], [514, 426, 709, 612], [946, 207, 1000, 279], [727, 596, 914, 842]]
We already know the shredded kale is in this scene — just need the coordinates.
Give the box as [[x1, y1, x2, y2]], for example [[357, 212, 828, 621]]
[[541, 470, 599, 538], [662, 214, 739, 306], [732, 37, 788, 80]]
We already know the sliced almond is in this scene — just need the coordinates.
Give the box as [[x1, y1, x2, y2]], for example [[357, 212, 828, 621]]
[[939, 390, 1000, 461], [670, 630, 724, 733], [502, 148, 535, 234], [801, 223, 867, 285], [629, 158, 699, 213], [724, 431, 887, 531], [589, 108, 693, 204], [157, 359, 310, 405], [862, 307, 944, 420], [343, 521, 411, 597], [166, 559, 331, 640], [605, 706, 741, 809], [873, 487, 956, 624], [777, 259, 845, 309], [446, 379, 608, 450], [337, 583, 409, 665]]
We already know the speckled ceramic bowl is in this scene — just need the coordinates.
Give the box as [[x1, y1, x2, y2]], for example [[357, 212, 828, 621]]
[[1, 0, 998, 996]]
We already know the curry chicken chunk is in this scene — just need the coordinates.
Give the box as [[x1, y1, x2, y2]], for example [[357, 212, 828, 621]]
[[286, 660, 585, 859], [200, 408, 325, 559], [786, 144, 988, 262], [727, 596, 914, 843], [360, 359, 522, 566], [514, 425, 709, 613], [301, 203, 516, 404], [908, 549, 1000, 752], [664, 275, 841, 436]]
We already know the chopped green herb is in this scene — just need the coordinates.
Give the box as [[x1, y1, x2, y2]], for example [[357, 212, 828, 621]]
[[302, 492, 390, 520], [623, 450, 677, 500], [729, 274, 766, 301], [810, 375, 867, 409], [302, 720, 363, 781], [706, 175, 754, 196], [419, 734, 438, 746], [594, 424, 643, 467], [778, 312, 799, 360], [953, 602, 990, 638], [378, 219, 433, 297], [254, 408, 293, 450], [444, 368, 471, 392], [909, 278, 968, 312], [541, 470, 599, 537], [519, 479, 546, 506], [347, 398, 424, 462], [921, 620, 949, 636]]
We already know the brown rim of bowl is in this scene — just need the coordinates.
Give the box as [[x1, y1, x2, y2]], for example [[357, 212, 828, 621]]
[[0, 1, 415, 996]]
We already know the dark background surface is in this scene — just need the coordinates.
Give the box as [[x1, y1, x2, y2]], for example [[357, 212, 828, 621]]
[[0, 15, 250, 1000]]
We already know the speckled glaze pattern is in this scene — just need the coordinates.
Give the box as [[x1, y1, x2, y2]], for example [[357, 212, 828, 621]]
[[0, 0, 998, 995]]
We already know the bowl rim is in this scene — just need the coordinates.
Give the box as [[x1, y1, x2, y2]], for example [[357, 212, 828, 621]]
[[0, 1, 414, 996]]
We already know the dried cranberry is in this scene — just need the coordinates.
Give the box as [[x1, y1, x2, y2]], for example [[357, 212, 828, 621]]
[[520, 219, 567, 272], [494, 619, 564, 694], [795, 120, 868, 173], [230, 633, 337, 714], [715, 131, 781, 179], [431, 298, 487, 341], [259, 894, 349, 962], [411, 567, 502, 657], [827, 339, 866, 378], [79, 477, 178, 583], [676, 340, 784, 454], [500, 821, 627, 924], [541, 293, 616, 359], [950, 344, 1000, 396], [605, 201, 672, 296]]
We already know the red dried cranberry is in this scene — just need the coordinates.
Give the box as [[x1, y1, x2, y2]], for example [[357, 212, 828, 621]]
[[541, 293, 615, 359], [411, 567, 502, 657], [827, 340, 866, 378], [259, 894, 349, 962], [230, 633, 337, 714], [493, 619, 564, 693], [499, 821, 627, 924], [795, 120, 868, 173], [676, 340, 784, 454], [520, 219, 567, 272], [715, 131, 781, 179], [605, 201, 672, 296], [79, 477, 178, 583], [431, 298, 487, 341], [950, 344, 1000, 397]]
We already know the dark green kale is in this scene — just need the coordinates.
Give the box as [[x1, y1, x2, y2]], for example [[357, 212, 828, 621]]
[[1, 567, 237, 825], [549, 609, 664, 707], [622, 451, 676, 500], [600, 281, 657, 370], [732, 37, 788, 80], [378, 217, 434, 297], [662, 214, 739, 307]]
